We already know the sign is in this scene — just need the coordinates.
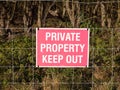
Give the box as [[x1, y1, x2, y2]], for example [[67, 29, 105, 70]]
[[36, 28, 89, 67]]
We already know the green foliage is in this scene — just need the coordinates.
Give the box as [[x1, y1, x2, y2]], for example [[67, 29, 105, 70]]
[[13, 35, 32, 48], [0, 35, 33, 85], [0, 1, 120, 89]]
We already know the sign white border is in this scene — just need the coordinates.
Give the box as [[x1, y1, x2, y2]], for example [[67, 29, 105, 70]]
[[36, 28, 90, 68]]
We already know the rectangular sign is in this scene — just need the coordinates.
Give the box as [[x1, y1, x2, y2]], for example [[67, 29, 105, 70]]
[[36, 28, 89, 67]]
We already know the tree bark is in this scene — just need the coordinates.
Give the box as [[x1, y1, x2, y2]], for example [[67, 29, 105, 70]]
[[23, 2, 33, 33], [75, 1, 80, 28], [116, 1, 120, 27], [66, 0, 80, 27], [37, 1, 43, 27], [62, 0, 66, 18], [101, 2, 106, 27], [42, 1, 56, 27]]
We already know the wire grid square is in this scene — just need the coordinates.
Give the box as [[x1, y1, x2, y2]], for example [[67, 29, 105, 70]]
[[0, 49, 12, 66], [113, 48, 120, 67], [113, 28, 120, 49], [93, 66, 112, 84], [13, 66, 34, 83], [113, 67, 120, 83], [73, 68, 92, 84], [93, 48, 112, 66], [0, 28, 13, 49], [0, 67, 12, 84], [13, 49, 34, 66], [93, 28, 112, 49]]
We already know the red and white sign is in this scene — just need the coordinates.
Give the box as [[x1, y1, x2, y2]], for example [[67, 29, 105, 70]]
[[36, 28, 89, 67]]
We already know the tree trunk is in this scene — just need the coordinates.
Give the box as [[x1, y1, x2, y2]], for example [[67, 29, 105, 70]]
[[116, 1, 120, 27], [23, 2, 33, 33], [107, 17, 111, 28], [66, 0, 75, 27], [1, 7, 6, 35], [62, 0, 66, 18], [75, 1, 80, 27], [42, 1, 55, 27], [37, 1, 43, 27], [66, 0, 80, 28], [101, 2, 106, 27], [23, 1, 28, 32]]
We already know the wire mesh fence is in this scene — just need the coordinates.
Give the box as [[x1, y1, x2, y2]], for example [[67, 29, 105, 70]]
[[0, 1, 120, 90]]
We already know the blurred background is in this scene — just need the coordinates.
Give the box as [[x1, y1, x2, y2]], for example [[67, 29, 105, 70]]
[[0, 0, 120, 90]]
